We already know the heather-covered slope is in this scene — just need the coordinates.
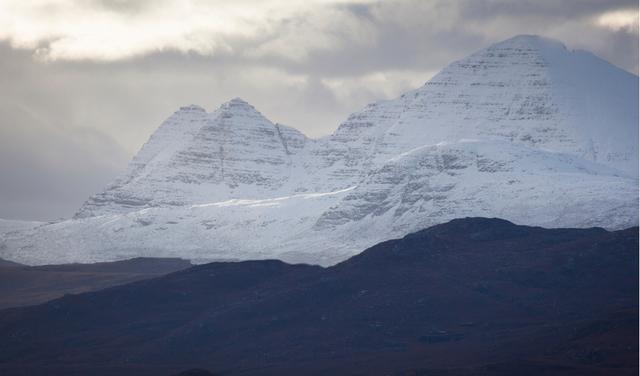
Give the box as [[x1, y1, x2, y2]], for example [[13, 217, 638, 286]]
[[0, 218, 637, 375]]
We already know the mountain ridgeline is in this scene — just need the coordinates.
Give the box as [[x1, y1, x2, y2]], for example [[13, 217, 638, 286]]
[[0, 257, 192, 310], [0, 35, 637, 266]]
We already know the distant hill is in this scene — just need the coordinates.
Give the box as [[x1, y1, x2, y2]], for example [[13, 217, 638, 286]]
[[0, 218, 636, 375], [0, 257, 191, 310], [0, 258, 24, 268]]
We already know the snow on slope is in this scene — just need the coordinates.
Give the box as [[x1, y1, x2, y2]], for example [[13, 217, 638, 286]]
[[1, 35, 637, 266], [0, 219, 44, 235], [76, 34, 639, 218], [75, 99, 310, 218], [1, 140, 635, 266], [326, 35, 638, 176], [314, 140, 636, 235]]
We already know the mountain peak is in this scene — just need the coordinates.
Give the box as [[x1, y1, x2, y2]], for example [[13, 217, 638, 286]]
[[494, 34, 568, 50], [214, 97, 265, 120], [22, 35, 636, 266], [356, 33, 638, 176], [228, 97, 248, 104], [177, 104, 206, 113], [221, 97, 252, 109]]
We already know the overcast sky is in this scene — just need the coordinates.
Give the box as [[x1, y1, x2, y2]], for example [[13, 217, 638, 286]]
[[0, 0, 638, 221]]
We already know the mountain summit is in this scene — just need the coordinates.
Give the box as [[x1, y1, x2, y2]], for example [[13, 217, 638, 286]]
[[1, 35, 637, 265], [327, 34, 638, 174], [75, 97, 308, 218]]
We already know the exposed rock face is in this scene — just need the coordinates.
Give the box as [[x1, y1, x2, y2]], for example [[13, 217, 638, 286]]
[[2, 35, 638, 265]]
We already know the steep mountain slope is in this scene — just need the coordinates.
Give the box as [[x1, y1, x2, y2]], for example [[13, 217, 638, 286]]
[[75, 100, 309, 218], [0, 218, 637, 376], [314, 140, 636, 235], [1, 139, 634, 266], [327, 35, 638, 175], [0, 35, 637, 265]]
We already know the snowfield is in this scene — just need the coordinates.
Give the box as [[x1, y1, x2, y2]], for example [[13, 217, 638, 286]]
[[1, 35, 637, 265]]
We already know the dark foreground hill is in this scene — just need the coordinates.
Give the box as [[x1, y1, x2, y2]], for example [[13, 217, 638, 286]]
[[0, 257, 192, 309], [0, 218, 637, 375]]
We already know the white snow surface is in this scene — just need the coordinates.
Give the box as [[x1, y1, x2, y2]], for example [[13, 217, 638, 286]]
[[0, 219, 44, 235], [1, 35, 638, 266]]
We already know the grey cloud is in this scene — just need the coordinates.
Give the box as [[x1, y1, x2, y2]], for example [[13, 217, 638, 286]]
[[156, 0, 634, 78], [459, 0, 636, 18], [0, 102, 128, 221], [0, 42, 363, 220], [92, 0, 162, 14], [279, 0, 639, 76]]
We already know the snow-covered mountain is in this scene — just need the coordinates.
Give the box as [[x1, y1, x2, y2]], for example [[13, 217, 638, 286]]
[[1, 35, 638, 265], [74, 100, 310, 218]]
